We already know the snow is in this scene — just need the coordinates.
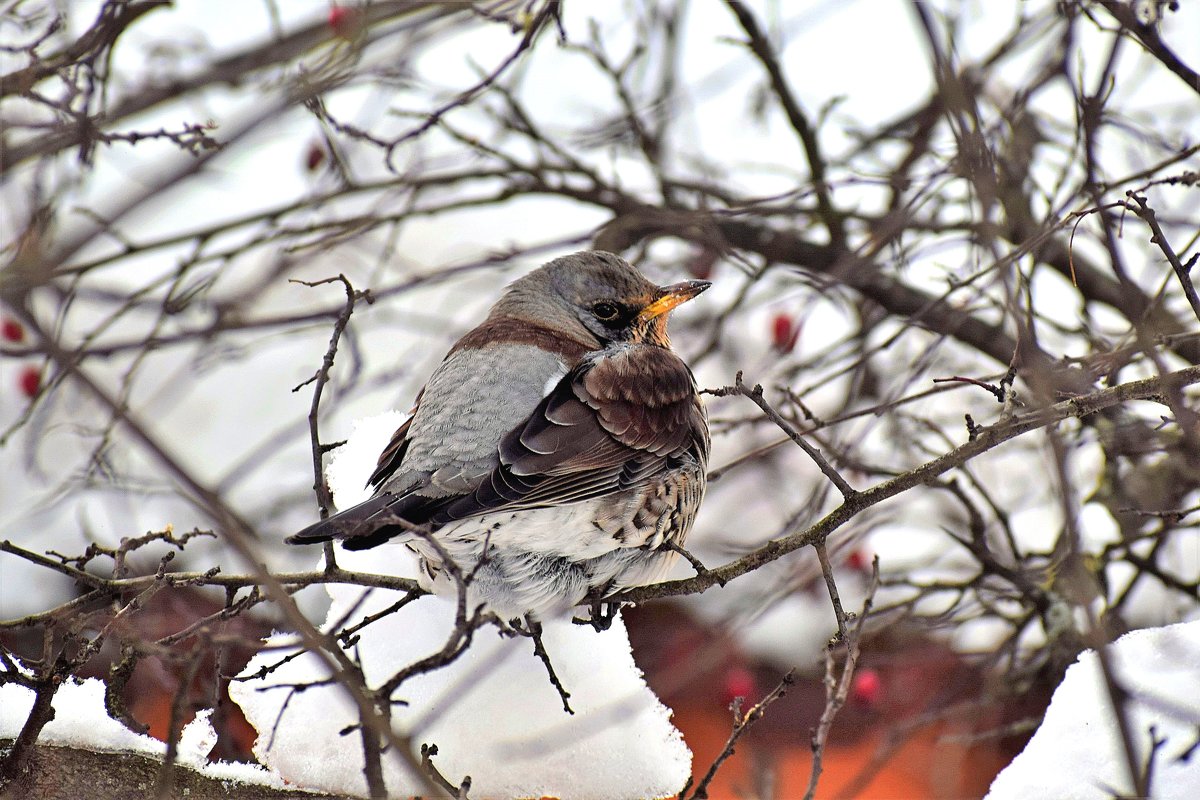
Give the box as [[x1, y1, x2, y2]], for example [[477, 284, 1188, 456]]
[[229, 412, 693, 799], [323, 410, 407, 508], [233, 601, 691, 799], [0, 678, 163, 757], [0, 677, 290, 789], [986, 620, 1200, 800], [176, 708, 219, 769]]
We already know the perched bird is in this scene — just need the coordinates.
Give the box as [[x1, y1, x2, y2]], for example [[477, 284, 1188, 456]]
[[288, 251, 710, 620]]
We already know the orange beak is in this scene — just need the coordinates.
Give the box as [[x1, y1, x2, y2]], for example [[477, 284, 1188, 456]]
[[637, 280, 711, 321]]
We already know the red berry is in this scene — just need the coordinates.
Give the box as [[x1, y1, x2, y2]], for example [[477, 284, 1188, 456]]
[[18, 365, 40, 398], [2, 317, 23, 342], [850, 668, 882, 706], [327, 5, 362, 39], [846, 548, 870, 572], [770, 312, 799, 353], [721, 665, 756, 706], [304, 142, 326, 172]]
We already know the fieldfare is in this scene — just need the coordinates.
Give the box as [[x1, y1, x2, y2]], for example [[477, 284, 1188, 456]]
[[288, 251, 710, 620]]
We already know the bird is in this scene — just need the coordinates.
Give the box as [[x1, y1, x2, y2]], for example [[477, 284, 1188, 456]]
[[287, 250, 710, 621]]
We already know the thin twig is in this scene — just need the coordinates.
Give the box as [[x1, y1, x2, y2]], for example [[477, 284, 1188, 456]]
[[713, 371, 858, 500], [1123, 192, 1200, 323], [723, 0, 843, 248], [814, 540, 849, 641], [663, 539, 716, 582], [803, 560, 880, 800], [681, 669, 797, 800], [290, 274, 374, 519], [420, 743, 472, 799], [383, 1, 560, 168], [519, 619, 574, 715]]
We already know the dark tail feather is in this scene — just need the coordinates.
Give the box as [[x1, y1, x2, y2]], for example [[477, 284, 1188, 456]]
[[285, 494, 403, 547], [286, 491, 452, 550]]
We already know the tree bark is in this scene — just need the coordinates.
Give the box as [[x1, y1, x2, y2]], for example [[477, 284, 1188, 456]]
[[0, 740, 352, 800]]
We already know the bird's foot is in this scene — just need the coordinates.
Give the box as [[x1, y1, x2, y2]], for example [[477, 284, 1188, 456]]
[[572, 595, 620, 631], [493, 615, 527, 637]]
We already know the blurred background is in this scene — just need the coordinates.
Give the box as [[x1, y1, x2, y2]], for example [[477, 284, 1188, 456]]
[[2, 1, 1199, 796]]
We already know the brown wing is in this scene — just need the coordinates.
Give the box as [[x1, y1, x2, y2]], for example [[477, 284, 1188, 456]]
[[433, 344, 708, 522], [289, 345, 707, 550]]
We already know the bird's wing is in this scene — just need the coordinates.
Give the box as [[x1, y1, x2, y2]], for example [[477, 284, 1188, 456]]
[[288, 343, 706, 551], [433, 343, 708, 522]]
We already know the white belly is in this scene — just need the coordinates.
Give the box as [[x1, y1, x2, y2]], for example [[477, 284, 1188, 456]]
[[402, 499, 678, 620]]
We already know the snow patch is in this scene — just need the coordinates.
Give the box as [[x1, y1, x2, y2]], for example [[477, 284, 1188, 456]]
[[0, 677, 289, 790], [232, 592, 691, 799], [229, 412, 692, 799], [0, 678, 163, 756], [986, 620, 1200, 800]]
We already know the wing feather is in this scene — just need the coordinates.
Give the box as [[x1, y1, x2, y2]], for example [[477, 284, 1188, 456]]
[[290, 343, 707, 550], [432, 344, 707, 522]]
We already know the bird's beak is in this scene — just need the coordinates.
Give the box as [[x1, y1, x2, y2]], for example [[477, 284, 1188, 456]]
[[638, 280, 711, 321]]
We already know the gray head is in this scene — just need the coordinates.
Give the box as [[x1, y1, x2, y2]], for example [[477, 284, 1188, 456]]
[[491, 251, 710, 347]]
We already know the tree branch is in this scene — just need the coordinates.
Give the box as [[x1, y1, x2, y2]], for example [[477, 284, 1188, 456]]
[[618, 364, 1200, 604]]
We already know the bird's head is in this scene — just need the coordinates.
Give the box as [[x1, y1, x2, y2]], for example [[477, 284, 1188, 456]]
[[495, 251, 710, 348]]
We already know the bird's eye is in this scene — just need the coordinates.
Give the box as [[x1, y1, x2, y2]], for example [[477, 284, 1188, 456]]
[[592, 301, 620, 322]]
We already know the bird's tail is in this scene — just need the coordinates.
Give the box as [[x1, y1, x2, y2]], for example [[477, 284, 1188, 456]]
[[285, 493, 402, 547]]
